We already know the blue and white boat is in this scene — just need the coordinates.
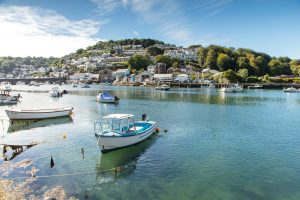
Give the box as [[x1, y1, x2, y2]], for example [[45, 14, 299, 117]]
[[96, 92, 119, 103], [94, 114, 157, 152]]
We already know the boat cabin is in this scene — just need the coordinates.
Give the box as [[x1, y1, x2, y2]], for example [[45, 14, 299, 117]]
[[101, 114, 136, 134]]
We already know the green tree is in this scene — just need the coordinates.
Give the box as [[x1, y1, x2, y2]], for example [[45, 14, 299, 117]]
[[222, 69, 241, 83], [268, 59, 291, 76], [237, 68, 248, 81], [147, 46, 163, 56], [249, 56, 267, 76], [217, 53, 232, 71], [205, 50, 217, 69], [155, 55, 175, 68], [1, 60, 16, 73], [128, 55, 152, 70], [172, 62, 179, 68], [198, 47, 207, 67]]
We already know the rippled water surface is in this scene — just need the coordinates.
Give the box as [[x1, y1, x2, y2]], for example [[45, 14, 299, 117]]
[[1, 85, 300, 199]]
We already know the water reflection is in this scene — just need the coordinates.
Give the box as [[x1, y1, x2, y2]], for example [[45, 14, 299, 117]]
[[7, 116, 73, 133], [96, 134, 158, 179], [2, 142, 37, 161]]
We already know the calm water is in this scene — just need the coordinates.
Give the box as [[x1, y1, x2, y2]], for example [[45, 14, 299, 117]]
[[1, 85, 300, 200]]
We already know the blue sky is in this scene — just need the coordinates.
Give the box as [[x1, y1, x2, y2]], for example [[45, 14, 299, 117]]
[[0, 0, 299, 58]]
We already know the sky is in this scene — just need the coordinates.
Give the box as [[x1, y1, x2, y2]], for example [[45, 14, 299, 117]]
[[0, 0, 299, 58]]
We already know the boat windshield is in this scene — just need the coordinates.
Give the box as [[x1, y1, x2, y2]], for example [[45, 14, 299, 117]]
[[101, 117, 134, 133], [101, 118, 120, 132]]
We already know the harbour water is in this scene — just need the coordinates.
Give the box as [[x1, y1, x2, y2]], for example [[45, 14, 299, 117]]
[[1, 85, 300, 199]]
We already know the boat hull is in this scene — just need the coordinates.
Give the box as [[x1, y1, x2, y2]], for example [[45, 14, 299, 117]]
[[96, 122, 157, 152], [5, 108, 73, 120]]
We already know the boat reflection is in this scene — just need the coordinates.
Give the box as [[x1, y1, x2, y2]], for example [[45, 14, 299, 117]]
[[96, 134, 158, 179], [7, 116, 73, 133]]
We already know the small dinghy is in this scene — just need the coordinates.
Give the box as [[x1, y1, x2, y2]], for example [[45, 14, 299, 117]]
[[96, 92, 119, 103], [5, 107, 73, 120], [94, 114, 157, 152], [155, 84, 170, 91]]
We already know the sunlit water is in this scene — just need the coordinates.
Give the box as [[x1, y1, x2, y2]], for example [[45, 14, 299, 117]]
[[1, 85, 300, 199]]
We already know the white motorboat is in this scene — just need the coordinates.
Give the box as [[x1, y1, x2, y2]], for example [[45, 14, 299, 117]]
[[94, 114, 157, 152], [283, 87, 300, 93], [248, 84, 263, 89], [49, 87, 60, 97], [0, 96, 18, 105], [220, 83, 243, 93], [81, 83, 90, 88], [71, 83, 78, 87], [96, 92, 119, 103], [0, 82, 12, 92], [155, 84, 170, 91], [29, 81, 41, 86], [5, 107, 73, 120]]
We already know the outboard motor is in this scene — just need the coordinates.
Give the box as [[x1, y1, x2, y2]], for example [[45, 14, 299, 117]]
[[114, 96, 119, 101], [142, 114, 147, 121]]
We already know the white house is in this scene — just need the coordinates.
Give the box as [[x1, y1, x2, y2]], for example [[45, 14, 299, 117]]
[[112, 69, 130, 77], [153, 74, 173, 82], [174, 74, 189, 82]]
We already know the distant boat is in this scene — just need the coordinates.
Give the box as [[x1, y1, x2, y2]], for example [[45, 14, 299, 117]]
[[94, 114, 157, 152], [80, 83, 90, 88], [0, 82, 12, 92], [248, 84, 263, 89], [5, 107, 73, 120], [96, 92, 119, 103], [220, 83, 243, 93], [283, 87, 300, 93], [71, 83, 78, 87], [49, 87, 60, 97], [202, 83, 215, 89], [155, 84, 170, 91], [0, 96, 18, 105], [0, 90, 20, 105]]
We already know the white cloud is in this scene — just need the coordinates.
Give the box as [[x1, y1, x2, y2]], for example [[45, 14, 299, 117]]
[[0, 6, 103, 57], [89, 0, 192, 43], [133, 31, 139, 36]]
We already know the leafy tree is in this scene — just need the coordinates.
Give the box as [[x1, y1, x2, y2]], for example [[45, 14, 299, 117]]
[[268, 59, 292, 76], [155, 55, 178, 68], [205, 50, 217, 69], [1, 60, 16, 73], [172, 62, 179, 68], [249, 56, 267, 76], [147, 46, 163, 56], [237, 68, 248, 81], [222, 69, 241, 83], [217, 53, 232, 71], [198, 47, 207, 67], [128, 55, 152, 70]]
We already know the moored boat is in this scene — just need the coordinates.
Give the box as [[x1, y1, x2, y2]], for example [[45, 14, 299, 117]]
[[155, 84, 170, 91], [80, 83, 90, 88], [96, 92, 119, 103], [5, 107, 73, 120], [248, 84, 263, 89], [94, 114, 157, 152], [220, 83, 243, 93], [49, 87, 61, 97], [283, 87, 300, 93]]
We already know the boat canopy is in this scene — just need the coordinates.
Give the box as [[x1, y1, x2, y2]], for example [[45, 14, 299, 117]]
[[103, 114, 134, 119]]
